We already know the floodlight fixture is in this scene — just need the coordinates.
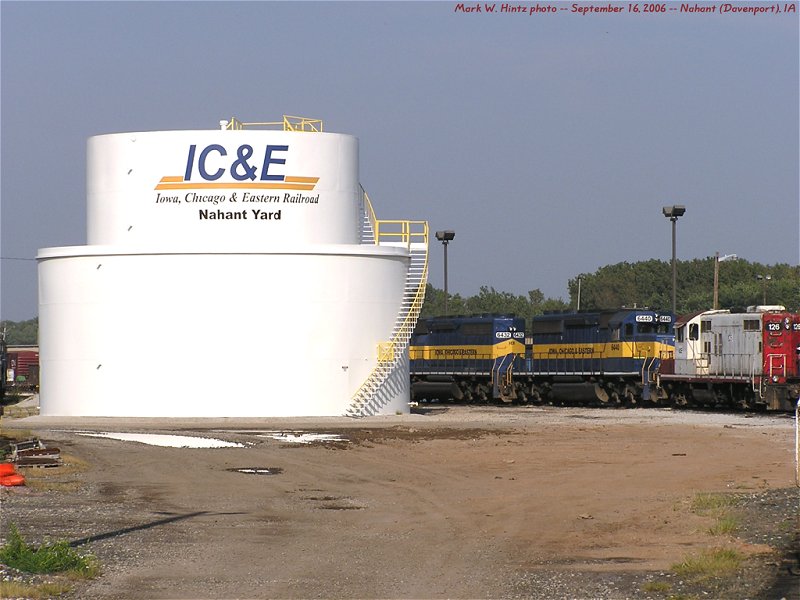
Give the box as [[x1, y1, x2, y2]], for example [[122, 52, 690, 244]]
[[756, 274, 772, 305], [662, 205, 686, 219], [435, 230, 455, 314], [662, 205, 686, 315]]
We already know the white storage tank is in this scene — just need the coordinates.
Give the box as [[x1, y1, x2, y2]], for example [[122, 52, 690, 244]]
[[37, 117, 428, 417]]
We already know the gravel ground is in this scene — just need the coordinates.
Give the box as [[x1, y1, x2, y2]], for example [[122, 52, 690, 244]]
[[0, 403, 798, 599]]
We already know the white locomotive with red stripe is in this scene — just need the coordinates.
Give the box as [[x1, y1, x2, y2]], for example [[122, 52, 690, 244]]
[[658, 305, 800, 411]]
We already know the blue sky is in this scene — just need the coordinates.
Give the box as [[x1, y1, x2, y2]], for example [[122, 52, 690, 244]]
[[1, 1, 798, 321]]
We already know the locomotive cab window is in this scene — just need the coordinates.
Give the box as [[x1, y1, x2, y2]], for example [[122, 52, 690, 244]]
[[689, 323, 699, 341], [624, 324, 633, 337], [656, 323, 671, 334], [743, 319, 760, 331], [676, 326, 684, 342], [637, 323, 659, 335]]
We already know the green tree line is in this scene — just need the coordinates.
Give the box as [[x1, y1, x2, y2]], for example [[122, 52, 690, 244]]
[[421, 257, 799, 326], [2, 258, 797, 345], [419, 285, 570, 329], [1, 318, 38, 346], [566, 258, 799, 315]]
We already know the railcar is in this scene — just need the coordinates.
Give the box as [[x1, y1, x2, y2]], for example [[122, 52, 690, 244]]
[[0, 335, 7, 403], [4, 346, 40, 392], [409, 314, 526, 403], [658, 305, 800, 411], [519, 308, 675, 405]]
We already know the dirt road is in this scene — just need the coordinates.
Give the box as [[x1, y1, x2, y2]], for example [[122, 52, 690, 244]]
[[1, 405, 798, 599]]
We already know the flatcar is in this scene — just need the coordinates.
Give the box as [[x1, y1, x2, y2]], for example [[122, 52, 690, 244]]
[[410, 314, 526, 402], [520, 308, 675, 405], [658, 305, 800, 411]]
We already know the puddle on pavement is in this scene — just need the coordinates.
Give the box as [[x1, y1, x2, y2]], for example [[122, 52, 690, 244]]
[[256, 431, 349, 444], [227, 467, 284, 475], [75, 432, 246, 448]]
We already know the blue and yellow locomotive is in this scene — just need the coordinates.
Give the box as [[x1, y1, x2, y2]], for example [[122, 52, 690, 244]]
[[409, 309, 675, 405], [524, 308, 674, 404], [409, 314, 526, 402]]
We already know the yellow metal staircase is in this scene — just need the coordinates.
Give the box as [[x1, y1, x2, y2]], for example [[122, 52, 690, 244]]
[[346, 189, 428, 416]]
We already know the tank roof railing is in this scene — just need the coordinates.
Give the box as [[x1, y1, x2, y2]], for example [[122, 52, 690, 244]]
[[374, 219, 429, 250], [220, 116, 324, 132]]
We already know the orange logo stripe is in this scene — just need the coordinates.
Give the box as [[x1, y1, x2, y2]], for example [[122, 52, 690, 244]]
[[155, 182, 316, 191], [155, 175, 318, 191], [284, 176, 319, 184]]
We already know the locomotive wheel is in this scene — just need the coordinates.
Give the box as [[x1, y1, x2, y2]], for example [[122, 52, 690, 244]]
[[671, 393, 689, 407], [624, 387, 637, 407]]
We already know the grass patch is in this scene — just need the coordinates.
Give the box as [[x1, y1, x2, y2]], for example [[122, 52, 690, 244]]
[[707, 515, 739, 536], [641, 580, 671, 592], [0, 428, 36, 444], [16, 452, 89, 492], [690, 492, 737, 515], [24, 479, 84, 493], [0, 580, 73, 598], [3, 405, 39, 418], [0, 524, 99, 578], [690, 492, 741, 538], [672, 548, 743, 581]]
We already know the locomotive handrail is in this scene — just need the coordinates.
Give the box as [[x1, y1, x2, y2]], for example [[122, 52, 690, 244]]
[[795, 398, 799, 487], [528, 351, 607, 376], [491, 353, 516, 401], [767, 353, 786, 379], [751, 355, 763, 397], [411, 354, 500, 375], [641, 356, 656, 385], [687, 351, 772, 381]]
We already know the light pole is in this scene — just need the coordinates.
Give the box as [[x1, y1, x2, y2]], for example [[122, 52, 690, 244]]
[[662, 205, 686, 315], [435, 230, 455, 315], [756, 274, 772, 305], [713, 253, 737, 310]]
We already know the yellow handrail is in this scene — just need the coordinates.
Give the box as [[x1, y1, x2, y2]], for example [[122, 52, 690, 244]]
[[221, 116, 323, 132], [362, 190, 428, 248], [362, 188, 378, 242], [374, 220, 429, 249]]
